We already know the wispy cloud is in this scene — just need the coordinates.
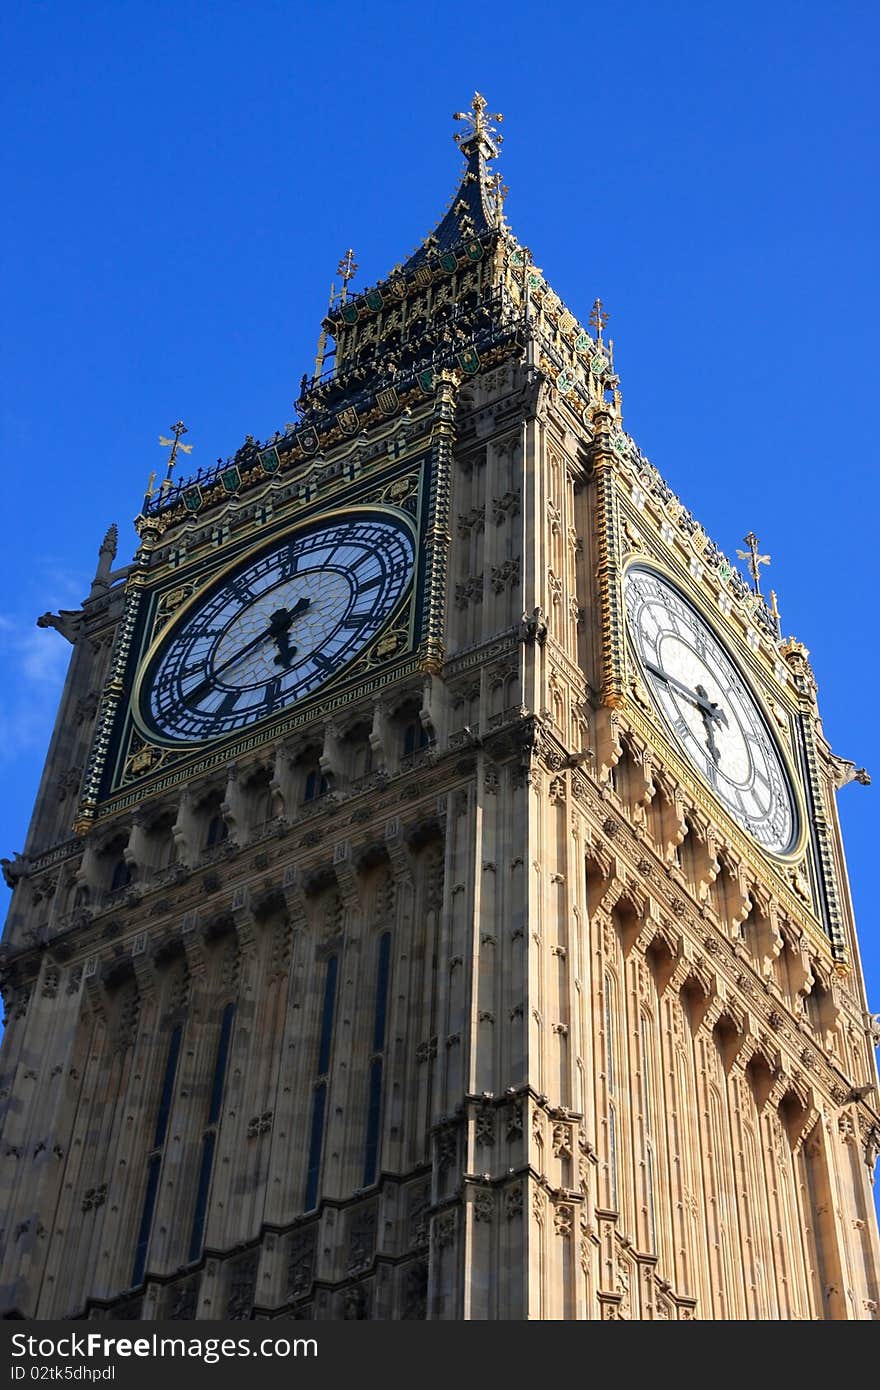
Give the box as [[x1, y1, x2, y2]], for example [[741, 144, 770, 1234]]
[[0, 560, 89, 767], [0, 620, 72, 762]]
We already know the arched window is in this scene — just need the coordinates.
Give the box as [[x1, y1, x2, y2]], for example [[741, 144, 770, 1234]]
[[206, 814, 228, 849], [403, 721, 430, 757], [303, 769, 329, 803], [110, 858, 132, 893]]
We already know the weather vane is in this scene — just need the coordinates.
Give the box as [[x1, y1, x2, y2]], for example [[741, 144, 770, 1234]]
[[589, 298, 610, 345], [158, 420, 193, 491], [737, 531, 771, 595]]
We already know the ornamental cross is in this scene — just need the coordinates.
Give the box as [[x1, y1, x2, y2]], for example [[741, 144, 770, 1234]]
[[589, 298, 610, 344], [453, 93, 503, 149], [158, 420, 193, 484], [736, 531, 771, 595], [336, 249, 358, 304]]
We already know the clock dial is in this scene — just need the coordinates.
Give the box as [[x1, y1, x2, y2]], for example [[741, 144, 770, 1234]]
[[138, 512, 415, 744], [623, 566, 797, 855]]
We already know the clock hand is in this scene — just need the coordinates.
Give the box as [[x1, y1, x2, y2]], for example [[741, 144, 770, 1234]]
[[270, 597, 311, 669], [184, 597, 312, 703], [695, 684, 722, 764], [645, 660, 728, 728]]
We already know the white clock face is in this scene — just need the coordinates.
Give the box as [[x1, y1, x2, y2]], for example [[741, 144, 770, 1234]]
[[138, 511, 415, 744], [624, 566, 797, 855]]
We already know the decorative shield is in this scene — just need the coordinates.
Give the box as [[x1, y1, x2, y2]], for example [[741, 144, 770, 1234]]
[[377, 387, 399, 415], [341, 303, 359, 325], [510, 249, 525, 267], [413, 266, 433, 287], [612, 431, 629, 456], [556, 369, 574, 394], [183, 486, 203, 513], [591, 352, 607, 377], [574, 332, 590, 354], [390, 278, 407, 298], [337, 406, 359, 435], [457, 348, 480, 375], [221, 467, 240, 493], [259, 446, 280, 474], [465, 238, 483, 261], [299, 427, 319, 455], [440, 251, 458, 273], [366, 289, 384, 312], [418, 368, 435, 394], [559, 312, 576, 336]]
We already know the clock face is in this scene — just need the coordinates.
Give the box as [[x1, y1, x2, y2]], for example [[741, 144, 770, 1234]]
[[137, 511, 415, 745], [623, 566, 797, 855]]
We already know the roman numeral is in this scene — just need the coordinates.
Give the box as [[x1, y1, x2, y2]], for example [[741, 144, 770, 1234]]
[[264, 677, 283, 710]]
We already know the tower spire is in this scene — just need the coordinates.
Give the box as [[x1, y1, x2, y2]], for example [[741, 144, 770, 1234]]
[[401, 92, 506, 272]]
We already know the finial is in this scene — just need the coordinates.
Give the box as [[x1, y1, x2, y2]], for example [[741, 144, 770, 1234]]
[[486, 169, 509, 226], [337, 249, 358, 304], [312, 251, 358, 386], [158, 421, 193, 493], [736, 531, 771, 595], [100, 523, 118, 559], [589, 298, 610, 345], [770, 589, 780, 625], [453, 93, 503, 156]]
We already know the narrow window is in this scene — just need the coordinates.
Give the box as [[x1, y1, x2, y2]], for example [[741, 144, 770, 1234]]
[[604, 972, 618, 1211], [132, 1023, 181, 1285], [304, 956, 338, 1210], [110, 858, 131, 893], [363, 932, 392, 1186], [206, 814, 228, 848], [304, 769, 329, 803], [188, 1003, 234, 1262], [403, 722, 430, 757]]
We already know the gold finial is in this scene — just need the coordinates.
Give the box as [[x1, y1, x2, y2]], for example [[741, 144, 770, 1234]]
[[158, 420, 193, 491], [736, 531, 771, 595], [453, 92, 503, 150], [337, 249, 358, 304], [770, 589, 780, 625], [589, 298, 610, 344]]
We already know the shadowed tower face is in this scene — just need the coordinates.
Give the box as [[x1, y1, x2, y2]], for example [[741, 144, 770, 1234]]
[[1, 94, 878, 1322]]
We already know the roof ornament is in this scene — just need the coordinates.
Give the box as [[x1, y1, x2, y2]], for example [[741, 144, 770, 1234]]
[[737, 531, 771, 596], [589, 298, 610, 346], [453, 92, 503, 158], [337, 249, 358, 303], [157, 421, 193, 497], [313, 250, 359, 385]]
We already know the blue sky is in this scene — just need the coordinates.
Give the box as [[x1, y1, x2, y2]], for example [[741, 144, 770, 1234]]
[[2, 3, 878, 1032]]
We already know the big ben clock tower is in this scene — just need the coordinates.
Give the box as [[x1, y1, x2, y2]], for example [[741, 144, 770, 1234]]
[[1, 95, 878, 1321]]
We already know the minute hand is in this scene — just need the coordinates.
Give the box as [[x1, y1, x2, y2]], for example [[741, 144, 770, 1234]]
[[184, 598, 312, 704], [645, 661, 728, 726]]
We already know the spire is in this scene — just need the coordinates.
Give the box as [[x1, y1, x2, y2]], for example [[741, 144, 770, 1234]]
[[402, 92, 506, 271]]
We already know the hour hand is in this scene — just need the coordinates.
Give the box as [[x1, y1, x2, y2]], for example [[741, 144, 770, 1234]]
[[270, 598, 311, 668], [645, 661, 728, 726]]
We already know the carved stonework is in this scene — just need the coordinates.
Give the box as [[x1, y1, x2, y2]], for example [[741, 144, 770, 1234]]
[[225, 1254, 258, 1320], [347, 1204, 377, 1272], [287, 1227, 316, 1300]]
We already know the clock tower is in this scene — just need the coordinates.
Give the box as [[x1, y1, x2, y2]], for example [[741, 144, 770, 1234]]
[[1, 95, 879, 1321]]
